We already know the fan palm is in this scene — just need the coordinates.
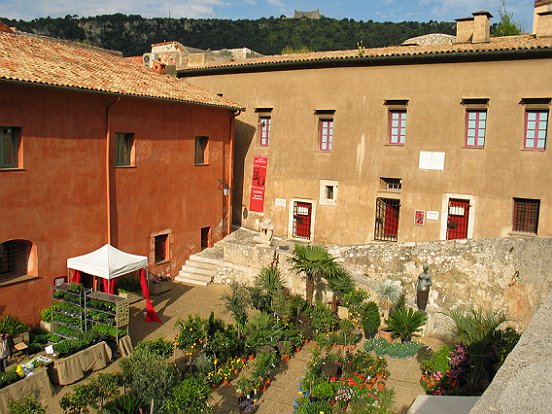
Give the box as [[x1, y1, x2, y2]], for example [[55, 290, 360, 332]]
[[288, 244, 340, 304]]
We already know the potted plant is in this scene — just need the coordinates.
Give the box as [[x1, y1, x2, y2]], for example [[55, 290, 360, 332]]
[[359, 301, 380, 339], [385, 307, 427, 342]]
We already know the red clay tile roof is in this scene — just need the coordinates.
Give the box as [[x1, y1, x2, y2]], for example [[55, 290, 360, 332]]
[[179, 35, 552, 73], [0, 31, 243, 110]]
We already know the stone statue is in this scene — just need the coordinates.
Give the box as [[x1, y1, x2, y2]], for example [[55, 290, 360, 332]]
[[416, 265, 432, 312], [253, 218, 274, 246]]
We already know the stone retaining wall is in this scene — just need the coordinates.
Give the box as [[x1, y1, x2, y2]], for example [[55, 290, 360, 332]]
[[217, 231, 552, 335]]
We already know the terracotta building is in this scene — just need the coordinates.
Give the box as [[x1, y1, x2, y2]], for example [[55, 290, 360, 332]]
[[180, 4, 552, 245], [0, 31, 242, 323]]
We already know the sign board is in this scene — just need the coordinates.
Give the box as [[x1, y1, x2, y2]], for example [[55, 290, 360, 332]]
[[426, 211, 439, 221], [419, 151, 445, 171], [274, 198, 286, 207], [249, 155, 268, 212], [415, 210, 425, 225]]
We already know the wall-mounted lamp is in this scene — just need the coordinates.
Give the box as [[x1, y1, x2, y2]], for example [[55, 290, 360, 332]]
[[218, 179, 231, 196]]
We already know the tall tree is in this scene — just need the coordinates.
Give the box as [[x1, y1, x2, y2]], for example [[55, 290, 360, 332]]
[[494, 0, 522, 36]]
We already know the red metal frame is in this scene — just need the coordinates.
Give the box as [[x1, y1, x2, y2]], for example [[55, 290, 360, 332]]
[[319, 119, 333, 151], [388, 110, 406, 145], [524, 110, 548, 150], [446, 198, 470, 240], [293, 201, 312, 239], [465, 110, 486, 148]]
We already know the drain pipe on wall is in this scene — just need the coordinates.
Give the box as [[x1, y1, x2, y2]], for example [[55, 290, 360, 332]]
[[227, 109, 241, 235], [105, 97, 120, 246]]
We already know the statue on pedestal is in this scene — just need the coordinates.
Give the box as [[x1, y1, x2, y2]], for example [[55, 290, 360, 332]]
[[416, 265, 432, 312], [253, 218, 274, 246]]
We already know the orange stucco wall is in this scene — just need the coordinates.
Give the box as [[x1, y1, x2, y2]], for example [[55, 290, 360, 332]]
[[0, 82, 233, 324]]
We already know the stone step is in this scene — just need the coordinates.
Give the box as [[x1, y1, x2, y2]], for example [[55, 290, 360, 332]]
[[189, 253, 224, 266], [179, 264, 217, 277], [174, 273, 212, 287], [185, 258, 220, 271]]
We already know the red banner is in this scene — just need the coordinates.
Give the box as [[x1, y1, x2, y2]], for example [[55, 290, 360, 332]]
[[249, 155, 268, 213]]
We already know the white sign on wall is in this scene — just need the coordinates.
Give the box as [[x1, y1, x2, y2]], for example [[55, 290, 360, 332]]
[[274, 198, 287, 207], [419, 151, 445, 171], [426, 211, 439, 221]]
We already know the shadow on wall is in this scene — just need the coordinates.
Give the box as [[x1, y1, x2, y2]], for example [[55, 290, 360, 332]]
[[233, 120, 256, 226]]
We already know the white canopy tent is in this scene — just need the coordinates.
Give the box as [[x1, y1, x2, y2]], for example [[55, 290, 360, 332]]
[[67, 244, 148, 280]]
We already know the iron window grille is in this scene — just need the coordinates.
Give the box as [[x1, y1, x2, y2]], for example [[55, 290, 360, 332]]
[[259, 117, 271, 146], [374, 198, 400, 242], [0, 240, 31, 278], [512, 198, 540, 234], [380, 177, 402, 192]]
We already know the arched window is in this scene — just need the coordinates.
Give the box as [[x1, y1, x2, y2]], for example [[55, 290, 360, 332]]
[[0, 239, 33, 279]]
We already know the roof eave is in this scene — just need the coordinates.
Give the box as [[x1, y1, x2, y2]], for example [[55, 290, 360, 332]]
[[0, 78, 245, 111], [177, 47, 552, 77]]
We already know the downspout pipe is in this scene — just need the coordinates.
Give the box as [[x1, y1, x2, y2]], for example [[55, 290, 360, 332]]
[[105, 97, 121, 245], [227, 110, 241, 235]]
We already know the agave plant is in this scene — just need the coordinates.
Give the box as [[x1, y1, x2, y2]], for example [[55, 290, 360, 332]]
[[102, 393, 147, 414], [374, 279, 402, 324], [385, 307, 427, 342]]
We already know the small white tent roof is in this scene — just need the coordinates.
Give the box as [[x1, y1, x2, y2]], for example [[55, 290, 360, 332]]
[[67, 244, 148, 280]]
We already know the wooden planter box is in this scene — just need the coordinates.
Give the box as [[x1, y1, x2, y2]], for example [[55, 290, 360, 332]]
[[150, 279, 173, 296]]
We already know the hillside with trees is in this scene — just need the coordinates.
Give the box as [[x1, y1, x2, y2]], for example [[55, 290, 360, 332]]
[[0, 14, 457, 56]]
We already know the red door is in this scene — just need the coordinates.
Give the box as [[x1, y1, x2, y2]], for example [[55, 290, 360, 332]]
[[384, 203, 400, 238], [293, 202, 312, 239], [446, 198, 470, 239]]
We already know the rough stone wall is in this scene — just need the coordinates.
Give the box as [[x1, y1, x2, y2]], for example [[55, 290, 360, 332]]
[[217, 231, 552, 335]]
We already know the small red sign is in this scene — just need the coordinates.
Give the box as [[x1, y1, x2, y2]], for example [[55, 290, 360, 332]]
[[249, 155, 268, 212]]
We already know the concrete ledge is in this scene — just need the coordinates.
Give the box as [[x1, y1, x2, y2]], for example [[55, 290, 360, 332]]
[[408, 396, 479, 414]]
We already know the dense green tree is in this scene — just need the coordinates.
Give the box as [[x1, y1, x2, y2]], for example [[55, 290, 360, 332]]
[[493, 0, 522, 36]]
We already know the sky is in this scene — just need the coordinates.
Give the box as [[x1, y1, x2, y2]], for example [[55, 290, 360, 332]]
[[0, 0, 537, 31]]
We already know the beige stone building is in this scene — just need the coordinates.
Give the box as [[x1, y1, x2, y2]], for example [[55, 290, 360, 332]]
[[179, 3, 552, 245]]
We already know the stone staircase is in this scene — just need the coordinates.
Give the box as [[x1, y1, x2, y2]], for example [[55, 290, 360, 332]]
[[174, 247, 224, 287]]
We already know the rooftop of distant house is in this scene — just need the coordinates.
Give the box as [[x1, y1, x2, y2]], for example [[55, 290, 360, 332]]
[[0, 31, 243, 110]]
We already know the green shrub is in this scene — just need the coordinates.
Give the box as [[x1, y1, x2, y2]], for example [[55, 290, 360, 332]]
[[102, 393, 147, 414], [39, 307, 52, 322], [495, 327, 521, 366], [0, 315, 28, 336], [120, 347, 178, 411], [116, 277, 142, 293], [251, 351, 279, 379], [311, 379, 336, 400], [360, 301, 380, 338], [419, 344, 452, 372], [53, 338, 90, 357], [386, 307, 427, 342], [308, 303, 337, 335], [165, 376, 213, 414], [0, 370, 20, 388], [135, 338, 174, 359], [8, 395, 47, 414], [222, 281, 250, 334]]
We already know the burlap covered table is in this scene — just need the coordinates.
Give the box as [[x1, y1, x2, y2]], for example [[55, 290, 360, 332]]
[[0, 368, 54, 412], [47, 341, 113, 385]]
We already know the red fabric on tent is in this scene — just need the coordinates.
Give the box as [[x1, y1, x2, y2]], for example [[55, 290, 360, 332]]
[[101, 279, 116, 294], [72, 270, 81, 283], [139, 269, 161, 323], [102, 278, 109, 293]]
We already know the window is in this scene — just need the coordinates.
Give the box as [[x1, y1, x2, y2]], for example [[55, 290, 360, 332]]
[[259, 117, 271, 146], [388, 110, 407, 145], [115, 132, 135, 166], [0, 127, 21, 169], [465, 110, 487, 147], [524, 110, 548, 150], [0, 240, 32, 279], [374, 198, 400, 242], [512, 198, 540, 234], [315, 110, 335, 152], [154, 234, 168, 263], [380, 177, 402, 192], [319, 180, 338, 206], [194, 136, 209, 165]]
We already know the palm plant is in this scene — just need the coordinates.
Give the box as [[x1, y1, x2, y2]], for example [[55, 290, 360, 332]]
[[385, 307, 427, 342], [374, 280, 402, 324], [254, 265, 286, 313], [326, 266, 354, 311], [289, 244, 340, 304]]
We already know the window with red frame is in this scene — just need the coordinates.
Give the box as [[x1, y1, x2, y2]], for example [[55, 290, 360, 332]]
[[524, 110, 548, 150], [319, 119, 333, 151], [388, 110, 406, 145], [465, 110, 487, 147], [259, 117, 271, 146], [512, 198, 540, 234]]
